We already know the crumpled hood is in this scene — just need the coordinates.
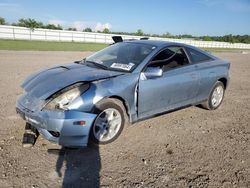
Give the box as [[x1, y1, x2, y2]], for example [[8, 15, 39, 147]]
[[22, 63, 124, 99]]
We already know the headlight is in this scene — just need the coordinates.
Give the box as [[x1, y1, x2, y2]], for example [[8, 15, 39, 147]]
[[43, 83, 89, 111]]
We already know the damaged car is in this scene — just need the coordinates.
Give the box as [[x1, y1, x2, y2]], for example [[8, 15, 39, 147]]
[[16, 39, 230, 147]]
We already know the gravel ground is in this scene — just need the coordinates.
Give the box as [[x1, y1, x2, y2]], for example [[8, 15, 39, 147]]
[[0, 51, 249, 188]]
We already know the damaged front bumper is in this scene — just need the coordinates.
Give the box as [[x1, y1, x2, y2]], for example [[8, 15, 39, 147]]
[[16, 97, 97, 147]]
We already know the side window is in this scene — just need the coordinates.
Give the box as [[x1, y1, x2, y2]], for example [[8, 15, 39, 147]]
[[187, 48, 212, 63], [149, 46, 189, 72]]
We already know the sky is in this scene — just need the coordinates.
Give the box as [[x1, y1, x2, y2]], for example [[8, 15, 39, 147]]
[[0, 0, 249, 36]]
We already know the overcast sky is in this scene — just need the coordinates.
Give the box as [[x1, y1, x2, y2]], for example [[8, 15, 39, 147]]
[[0, 0, 249, 36]]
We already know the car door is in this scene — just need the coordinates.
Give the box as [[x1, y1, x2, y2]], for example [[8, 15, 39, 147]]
[[138, 46, 200, 119]]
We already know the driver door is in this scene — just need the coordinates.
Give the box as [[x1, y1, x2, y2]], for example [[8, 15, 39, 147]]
[[138, 46, 200, 119]]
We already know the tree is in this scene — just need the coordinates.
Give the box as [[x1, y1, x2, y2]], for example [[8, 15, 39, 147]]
[[136, 29, 144, 36], [4, 16, 250, 44], [102, 28, 110, 33], [14, 18, 63, 30], [67, 27, 77, 31], [162, 32, 172, 38], [83, 27, 92, 32], [0, 17, 6, 25], [45, 24, 63, 30], [180, 34, 194, 39], [201, 36, 212, 41], [16, 18, 44, 29]]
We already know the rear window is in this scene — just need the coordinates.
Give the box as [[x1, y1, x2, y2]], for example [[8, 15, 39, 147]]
[[187, 48, 213, 63]]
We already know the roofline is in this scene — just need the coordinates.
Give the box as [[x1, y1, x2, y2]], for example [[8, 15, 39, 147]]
[[124, 39, 218, 60]]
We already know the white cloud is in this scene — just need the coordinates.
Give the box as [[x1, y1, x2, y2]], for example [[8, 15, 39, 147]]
[[70, 21, 112, 31], [94, 22, 111, 31], [48, 19, 65, 26], [72, 21, 87, 31], [47, 19, 112, 31]]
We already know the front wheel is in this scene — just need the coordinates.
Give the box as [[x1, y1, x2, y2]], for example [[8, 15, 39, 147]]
[[90, 99, 126, 145], [201, 81, 225, 110]]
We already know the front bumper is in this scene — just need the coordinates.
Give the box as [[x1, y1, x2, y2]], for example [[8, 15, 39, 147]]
[[16, 100, 97, 147]]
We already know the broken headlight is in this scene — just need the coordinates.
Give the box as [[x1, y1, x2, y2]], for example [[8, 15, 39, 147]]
[[43, 83, 89, 111]]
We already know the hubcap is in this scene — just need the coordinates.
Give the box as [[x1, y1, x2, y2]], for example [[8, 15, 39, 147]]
[[211, 85, 224, 108], [93, 108, 122, 142]]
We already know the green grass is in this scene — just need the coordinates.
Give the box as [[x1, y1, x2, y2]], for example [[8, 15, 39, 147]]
[[0, 39, 249, 52], [203, 48, 250, 53], [0, 39, 108, 51]]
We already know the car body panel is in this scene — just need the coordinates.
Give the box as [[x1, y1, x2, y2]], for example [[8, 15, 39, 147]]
[[22, 63, 124, 99], [138, 64, 200, 118], [16, 40, 230, 147], [194, 59, 230, 102], [68, 73, 140, 122], [16, 97, 97, 146]]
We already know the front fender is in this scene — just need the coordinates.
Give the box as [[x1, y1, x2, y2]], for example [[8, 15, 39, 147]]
[[68, 73, 139, 122]]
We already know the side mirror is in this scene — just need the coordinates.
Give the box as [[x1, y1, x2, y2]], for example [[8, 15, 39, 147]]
[[141, 67, 163, 80]]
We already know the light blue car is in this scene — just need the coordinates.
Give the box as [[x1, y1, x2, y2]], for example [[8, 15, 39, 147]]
[[16, 39, 230, 147]]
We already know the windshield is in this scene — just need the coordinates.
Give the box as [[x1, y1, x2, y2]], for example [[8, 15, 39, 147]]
[[85, 42, 155, 72]]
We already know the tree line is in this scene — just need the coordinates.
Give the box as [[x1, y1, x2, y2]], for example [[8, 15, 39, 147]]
[[0, 17, 104, 33], [0, 17, 63, 30], [0, 17, 249, 44]]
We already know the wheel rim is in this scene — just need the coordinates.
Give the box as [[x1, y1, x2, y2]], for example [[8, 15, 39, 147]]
[[211, 85, 224, 108], [93, 108, 122, 142]]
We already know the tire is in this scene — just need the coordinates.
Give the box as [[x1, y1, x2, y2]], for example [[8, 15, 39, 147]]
[[201, 81, 225, 110], [89, 98, 127, 145]]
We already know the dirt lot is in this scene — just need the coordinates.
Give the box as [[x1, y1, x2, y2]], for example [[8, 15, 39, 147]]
[[0, 51, 249, 188]]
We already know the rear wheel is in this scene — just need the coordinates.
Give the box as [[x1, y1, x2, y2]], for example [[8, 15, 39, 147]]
[[90, 99, 127, 145], [202, 81, 225, 110]]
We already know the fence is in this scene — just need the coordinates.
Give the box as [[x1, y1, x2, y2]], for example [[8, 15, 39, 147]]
[[0, 25, 250, 49]]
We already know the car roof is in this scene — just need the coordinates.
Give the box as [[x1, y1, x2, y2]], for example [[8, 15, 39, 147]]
[[125, 39, 192, 48], [124, 39, 218, 60]]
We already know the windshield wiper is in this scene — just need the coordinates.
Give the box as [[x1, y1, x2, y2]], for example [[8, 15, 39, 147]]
[[77, 58, 85, 64], [85, 60, 108, 70]]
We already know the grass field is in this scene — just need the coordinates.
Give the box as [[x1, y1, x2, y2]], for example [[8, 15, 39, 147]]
[[0, 39, 108, 51], [203, 48, 249, 53], [0, 39, 249, 52]]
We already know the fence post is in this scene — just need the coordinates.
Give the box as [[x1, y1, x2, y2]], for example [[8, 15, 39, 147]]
[[29, 29, 31, 40], [13, 27, 15, 40]]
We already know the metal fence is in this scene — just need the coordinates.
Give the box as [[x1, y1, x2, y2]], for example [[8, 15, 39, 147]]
[[0, 25, 250, 49]]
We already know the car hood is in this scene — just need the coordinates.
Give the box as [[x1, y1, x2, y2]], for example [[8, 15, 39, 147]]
[[22, 63, 124, 99]]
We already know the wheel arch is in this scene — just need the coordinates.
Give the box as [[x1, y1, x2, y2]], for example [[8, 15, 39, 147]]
[[107, 95, 130, 119], [218, 77, 228, 89], [92, 95, 130, 121]]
